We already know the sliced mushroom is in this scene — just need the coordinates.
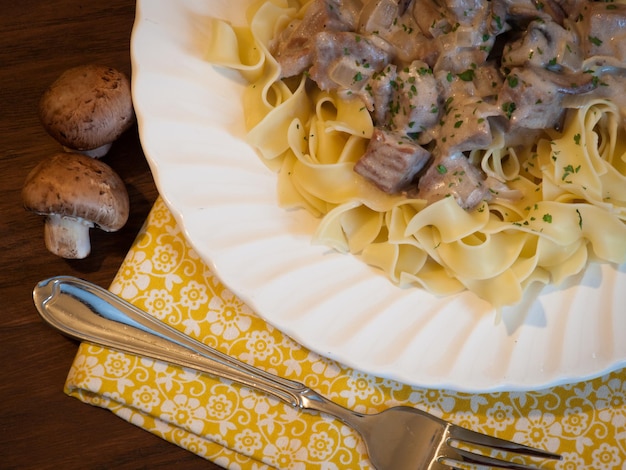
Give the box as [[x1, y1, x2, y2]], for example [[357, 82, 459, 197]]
[[528, 65, 596, 95], [39, 65, 134, 157], [22, 152, 129, 259]]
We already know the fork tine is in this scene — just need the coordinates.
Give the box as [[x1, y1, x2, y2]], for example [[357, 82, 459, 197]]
[[448, 424, 562, 460], [442, 447, 550, 470]]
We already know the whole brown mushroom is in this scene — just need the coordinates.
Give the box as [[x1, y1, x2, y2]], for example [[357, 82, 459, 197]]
[[39, 65, 134, 157], [22, 152, 130, 259]]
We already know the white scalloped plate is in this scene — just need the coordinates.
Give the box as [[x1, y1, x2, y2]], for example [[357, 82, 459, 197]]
[[131, 0, 626, 392]]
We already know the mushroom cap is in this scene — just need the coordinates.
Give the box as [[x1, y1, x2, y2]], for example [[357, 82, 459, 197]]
[[22, 152, 129, 231], [38, 65, 135, 152]]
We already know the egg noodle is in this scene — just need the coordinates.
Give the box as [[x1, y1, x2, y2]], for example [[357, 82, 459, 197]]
[[205, 0, 626, 308]]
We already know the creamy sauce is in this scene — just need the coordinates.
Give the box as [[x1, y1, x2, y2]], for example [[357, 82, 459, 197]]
[[272, 0, 626, 208]]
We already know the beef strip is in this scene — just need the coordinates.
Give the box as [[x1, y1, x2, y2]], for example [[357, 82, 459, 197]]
[[497, 66, 566, 130], [472, 62, 504, 99], [578, 2, 626, 68], [309, 31, 391, 92], [366, 64, 397, 124], [434, 66, 503, 154], [415, 152, 491, 210], [438, 102, 500, 154], [271, 0, 360, 78], [434, 26, 493, 74], [388, 61, 441, 134], [358, 0, 434, 64], [354, 128, 431, 193], [432, 2, 494, 74]]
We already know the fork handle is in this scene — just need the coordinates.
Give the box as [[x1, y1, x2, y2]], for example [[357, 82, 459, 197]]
[[33, 276, 328, 409]]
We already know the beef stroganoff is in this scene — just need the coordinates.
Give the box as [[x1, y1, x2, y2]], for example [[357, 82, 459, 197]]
[[206, 0, 626, 307]]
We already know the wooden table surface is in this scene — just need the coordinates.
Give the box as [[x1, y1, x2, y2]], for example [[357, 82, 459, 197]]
[[1, 2, 222, 468]]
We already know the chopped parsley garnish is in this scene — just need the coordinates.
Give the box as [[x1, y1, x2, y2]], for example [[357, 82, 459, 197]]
[[562, 164, 581, 181], [589, 35, 603, 47], [507, 75, 519, 87], [502, 101, 516, 119], [457, 69, 475, 81]]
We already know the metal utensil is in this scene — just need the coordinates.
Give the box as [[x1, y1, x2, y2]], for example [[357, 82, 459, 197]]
[[34, 275, 561, 469]]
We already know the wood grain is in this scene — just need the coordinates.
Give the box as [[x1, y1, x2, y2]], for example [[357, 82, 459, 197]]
[[0, 2, 222, 468]]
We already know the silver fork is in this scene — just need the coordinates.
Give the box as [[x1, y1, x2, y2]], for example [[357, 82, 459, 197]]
[[34, 276, 562, 470]]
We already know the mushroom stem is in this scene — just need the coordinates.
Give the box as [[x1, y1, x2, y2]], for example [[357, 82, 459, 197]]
[[63, 143, 113, 159], [44, 214, 94, 259]]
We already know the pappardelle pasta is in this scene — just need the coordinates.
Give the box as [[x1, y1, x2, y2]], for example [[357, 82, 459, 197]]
[[206, 0, 626, 308]]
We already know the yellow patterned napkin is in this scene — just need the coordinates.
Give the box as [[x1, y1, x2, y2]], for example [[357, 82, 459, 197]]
[[65, 197, 626, 469]]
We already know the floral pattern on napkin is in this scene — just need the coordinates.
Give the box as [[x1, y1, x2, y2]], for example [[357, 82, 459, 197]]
[[65, 197, 626, 469]]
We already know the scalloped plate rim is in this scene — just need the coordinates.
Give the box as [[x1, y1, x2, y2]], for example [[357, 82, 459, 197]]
[[130, 0, 626, 392]]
